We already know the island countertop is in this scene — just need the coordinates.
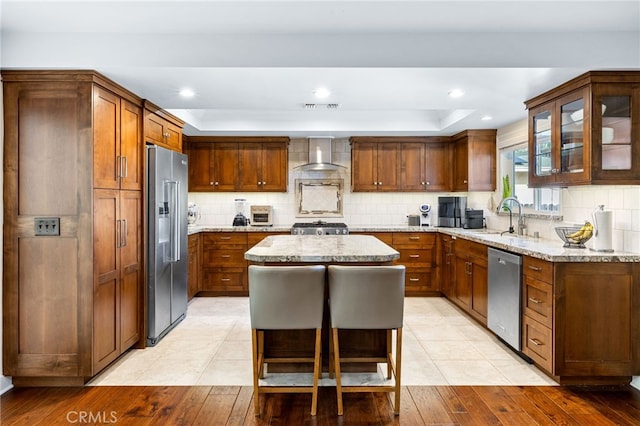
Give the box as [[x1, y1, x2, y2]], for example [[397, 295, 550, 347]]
[[244, 234, 400, 263]]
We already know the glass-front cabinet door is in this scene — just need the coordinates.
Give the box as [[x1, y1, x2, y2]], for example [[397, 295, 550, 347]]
[[592, 84, 640, 182], [556, 89, 590, 184], [530, 106, 554, 186]]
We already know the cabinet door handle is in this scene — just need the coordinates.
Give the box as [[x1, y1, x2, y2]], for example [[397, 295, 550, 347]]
[[116, 219, 122, 248], [121, 156, 128, 178], [528, 297, 543, 304], [262, 181, 266, 185], [379, 182, 382, 185], [214, 182, 219, 185], [426, 181, 430, 185], [528, 265, 542, 271], [409, 236, 420, 240], [409, 278, 420, 282], [463, 180, 468, 184], [210, 182, 214, 185], [164, 132, 170, 138], [528, 338, 543, 346], [121, 219, 127, 247], [116, 156, 122, 179], [421, 181, 425, 185], [409, 254, 420, 258]]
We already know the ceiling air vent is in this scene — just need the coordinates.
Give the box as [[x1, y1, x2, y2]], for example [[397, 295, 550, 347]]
[[303, 103, 341, 109]]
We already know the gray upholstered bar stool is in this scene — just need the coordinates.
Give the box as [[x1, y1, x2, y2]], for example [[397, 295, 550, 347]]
[[328, 265, 405, 416], [248, 265, 326, 416]]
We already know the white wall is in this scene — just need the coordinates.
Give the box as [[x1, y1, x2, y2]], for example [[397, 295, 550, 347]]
[[0, 0, 14, 394]]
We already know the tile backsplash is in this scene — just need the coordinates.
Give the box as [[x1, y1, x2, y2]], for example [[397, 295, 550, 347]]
[[189, 138, 640, 253]]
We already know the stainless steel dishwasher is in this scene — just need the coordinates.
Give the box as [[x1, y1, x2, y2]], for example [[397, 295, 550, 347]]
[[487, 247, 523, 351]]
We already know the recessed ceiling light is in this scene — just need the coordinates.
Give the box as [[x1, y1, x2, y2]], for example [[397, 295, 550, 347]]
[[481, 115, 493, 121], [179, 88, 195, 98], [313, 87, 331, 99], [448, 89, 464, 98]]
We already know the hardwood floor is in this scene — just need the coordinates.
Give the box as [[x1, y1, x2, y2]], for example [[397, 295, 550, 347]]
[[2, 385, 640, 425]]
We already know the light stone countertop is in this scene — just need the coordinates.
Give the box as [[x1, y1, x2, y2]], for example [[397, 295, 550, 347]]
[[244, 235, 400, 263], [188, 224, 640, 262]]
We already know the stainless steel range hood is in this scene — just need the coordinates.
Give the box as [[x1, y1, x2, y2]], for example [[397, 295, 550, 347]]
[[294, 137, 345, 171]]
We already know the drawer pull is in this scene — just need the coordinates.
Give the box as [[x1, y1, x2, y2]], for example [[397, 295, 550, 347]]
[[528, 297, 543, 304], [220, 278, 231, 282], [409, 278, 420, 282], [528, 338, 543, 346], [409, 254, 420, 258], [220, 236, 231, 240], [409, 236, 420, 240], [528, 265, 542, 271], [221, 255, 231, 258]]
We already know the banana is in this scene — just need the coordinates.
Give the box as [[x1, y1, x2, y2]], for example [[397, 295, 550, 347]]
[[568, 221, 593, 242]]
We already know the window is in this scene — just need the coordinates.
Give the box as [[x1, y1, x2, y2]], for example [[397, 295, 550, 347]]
[[500, 143, 560, 212]]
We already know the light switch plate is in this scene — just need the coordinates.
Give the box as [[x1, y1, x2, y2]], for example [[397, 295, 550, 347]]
[[34, 217, 60, 236]]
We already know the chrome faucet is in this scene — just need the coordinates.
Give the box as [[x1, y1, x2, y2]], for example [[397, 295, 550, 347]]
[[497, 196, 525, 235]]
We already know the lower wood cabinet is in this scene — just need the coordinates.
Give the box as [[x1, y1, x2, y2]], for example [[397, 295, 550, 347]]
[[522, 255, 640, 384], [188, 234, 201, 299], [451, 238, 488, 325], [392, 232, 438, 295], [438, 234, 456, 298], [201, 233, 248, 295]]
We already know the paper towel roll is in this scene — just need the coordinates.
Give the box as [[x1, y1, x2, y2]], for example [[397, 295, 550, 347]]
[[591, 208, 613, 252]]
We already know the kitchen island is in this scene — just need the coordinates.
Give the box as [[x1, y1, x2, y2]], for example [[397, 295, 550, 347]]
[[245, 234, 400, 373]]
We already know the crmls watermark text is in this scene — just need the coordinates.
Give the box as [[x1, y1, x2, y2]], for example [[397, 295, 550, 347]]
[[66, 411, 118, 424]]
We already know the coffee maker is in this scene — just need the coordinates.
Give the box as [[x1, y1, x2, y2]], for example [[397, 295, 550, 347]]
[[232, 198, 249, 226], [419, 204, 432, 227], [437, 196, 467, 227]]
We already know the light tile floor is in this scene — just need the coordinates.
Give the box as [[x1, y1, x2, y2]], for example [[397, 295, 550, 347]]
[[88, 297, 556, 387]]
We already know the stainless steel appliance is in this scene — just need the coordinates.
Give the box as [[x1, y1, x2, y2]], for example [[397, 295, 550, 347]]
[[146, 145, 188, 346], [291, 221, 349, 235], [487, 247, 522, 351], [250, 205, 273, 226], [437, 196, 467, 227], [463, 209, 484, 229]]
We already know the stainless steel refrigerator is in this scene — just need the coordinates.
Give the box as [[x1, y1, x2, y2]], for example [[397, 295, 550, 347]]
[[146, 145, 188, 346]]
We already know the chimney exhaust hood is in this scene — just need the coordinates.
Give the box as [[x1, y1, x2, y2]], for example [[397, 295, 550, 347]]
[[294, 137, 346, 171]]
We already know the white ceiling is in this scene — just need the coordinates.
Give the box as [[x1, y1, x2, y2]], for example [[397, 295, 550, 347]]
[[2, 0, 639, 137]]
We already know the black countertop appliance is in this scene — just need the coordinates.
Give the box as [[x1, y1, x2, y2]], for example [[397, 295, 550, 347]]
[[437, 196, 467, 227], [463, 209, 484, 229]]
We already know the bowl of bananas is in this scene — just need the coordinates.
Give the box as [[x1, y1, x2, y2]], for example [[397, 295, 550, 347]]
[[555, 221, 594, 248]]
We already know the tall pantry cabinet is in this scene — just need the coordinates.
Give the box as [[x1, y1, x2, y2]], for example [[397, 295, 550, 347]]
[[2, 71, 145, 385]]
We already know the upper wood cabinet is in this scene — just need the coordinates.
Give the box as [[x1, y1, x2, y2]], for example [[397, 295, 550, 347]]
[[93, 86, 143, 191], [350, 138, 401, 191], [451, 130, 497, 192], [186, 136, 289, 192], [144, 100, 184, 153], [239, 141, 288, 192], [2, 70, 145, 385], [526, 71, 640, 187], [188, 140, 238, 191]]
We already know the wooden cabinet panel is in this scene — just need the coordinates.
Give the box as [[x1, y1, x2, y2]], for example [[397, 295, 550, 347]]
[[523, 315, 553, 373], [202, 270, 245, 292], [523, 256, 553, 283], [144, 104, 183, 152], [451, 130, 496, 192], [239, 142, 262, 191], [376, 143, 400, 191], [451, 237, 487, 324], [120, 100, 143, 191], [188, 142, 238, 191], [351, 142, 378, 191], [392, 232, 435, 247], [201, 232, 248, 294], [397, 249, 434, 267], [453, 255, 472, 309], [424, 142, 451, 191], [93, 87, 121, 190], [400, 142, 425, 191], [260, 143, 288, 191], [392, 232, 437, 295], [204, 249, 247, 268], [405, 270, 437, 293], [470, 261, 488, 322], [188, 234, 201, 300], [204, 232, 247, 247], [119, 190, 142, 349], [438, 234, 456, 298], [523, 276, 553, 328]]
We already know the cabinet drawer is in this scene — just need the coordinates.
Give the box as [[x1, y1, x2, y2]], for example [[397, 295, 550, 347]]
[[202, 271, 245, 292], [392, 232, 435, 247], [523, 316, 553, 374], [455, 238, 487, 260], [203, 249, 246, 267], [353, 232, 393, 245], [247, 232, 288, 248], [203, 232, 247, 247], [523, 276, 553, 328], [405, 271, 437, 293], [523, 256, 553, 283], [397, 249, 434, 267]]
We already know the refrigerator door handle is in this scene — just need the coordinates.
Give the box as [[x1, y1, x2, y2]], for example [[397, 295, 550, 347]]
[[167, 180, 181, 263]]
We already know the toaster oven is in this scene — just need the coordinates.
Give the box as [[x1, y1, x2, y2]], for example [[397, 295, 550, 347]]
[[250, 205, 273, 226]]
